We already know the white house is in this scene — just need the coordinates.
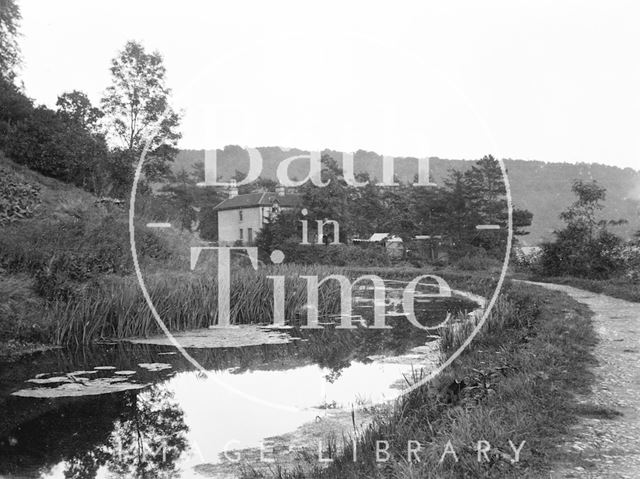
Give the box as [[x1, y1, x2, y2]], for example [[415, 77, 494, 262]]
[[213, 184, 300, 245]]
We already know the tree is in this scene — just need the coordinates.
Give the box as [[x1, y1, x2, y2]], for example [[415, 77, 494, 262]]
[[559, 179, 606, 241], [443, 169, 472, 246], [512, 208, 534, 237], [299, 154, 353, 242], [349, 173, 386, 237], [255, 209, 301, 254], [440, 156, 532, 256], [238, 176, 278, 195], [0, 81, 118, 196], [541, 179, 624, 278], [197, 206, 218, 241], [0, 76, 32, 142], [410, 180, 449, 235], [57, 90, 104, 132], [190, 159, 205, 183], [378, 183, 419, 243], [4, 105, 111, 193], [0, 0, 21, 81], [158, 168, 198, 231], [101, 41, 181, 183], [464, 155, 507, 223]]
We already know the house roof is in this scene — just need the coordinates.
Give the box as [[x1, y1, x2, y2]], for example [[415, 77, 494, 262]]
[[213, 192, 301, 211]]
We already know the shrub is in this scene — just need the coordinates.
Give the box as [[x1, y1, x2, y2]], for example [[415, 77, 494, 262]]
[[0, 213, 172, 301], [540, 228, 623, 279], [539, 180, 626, 280], [4, 106, 111, 193], [611, 243, 640, 281], [0, 165, 41, 225], [512, 246, 543, 273]]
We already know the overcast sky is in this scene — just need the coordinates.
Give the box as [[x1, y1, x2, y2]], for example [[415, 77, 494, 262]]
[[17, 0, 640, 169]]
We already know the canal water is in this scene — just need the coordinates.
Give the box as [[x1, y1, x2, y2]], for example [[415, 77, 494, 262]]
[[0, 294, 477, 478]]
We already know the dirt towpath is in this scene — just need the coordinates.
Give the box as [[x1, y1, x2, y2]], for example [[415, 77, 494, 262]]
[[523, 281, 640, 478]]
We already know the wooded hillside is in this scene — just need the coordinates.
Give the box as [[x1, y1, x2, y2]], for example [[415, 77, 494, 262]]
[[175, 147, 640, 245]]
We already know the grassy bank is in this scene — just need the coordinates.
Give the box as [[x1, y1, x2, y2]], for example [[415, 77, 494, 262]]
[[0, 155, 203, 348], [241, 281, 599, 478], [524, 274, 640, 303]]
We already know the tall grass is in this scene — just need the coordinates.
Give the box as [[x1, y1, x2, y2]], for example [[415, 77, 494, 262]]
[[49, 264, 345, 344], [48, 265, 489, 345], [0, 273, 47, 342], [439, 286, 538, 354]]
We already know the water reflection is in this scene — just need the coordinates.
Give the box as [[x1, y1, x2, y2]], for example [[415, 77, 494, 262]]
[[0, 294, 477, 478], [37, 385, 189, 478]]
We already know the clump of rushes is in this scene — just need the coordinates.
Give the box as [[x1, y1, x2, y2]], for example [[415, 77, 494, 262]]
[[49, 264, 344, 344], [49, 267, 491, 344]]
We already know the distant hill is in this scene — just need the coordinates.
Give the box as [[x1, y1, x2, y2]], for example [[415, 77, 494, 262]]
[[175, 146, 640, 245]]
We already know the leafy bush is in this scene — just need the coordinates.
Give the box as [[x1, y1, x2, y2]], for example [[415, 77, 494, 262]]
[[611, 243, 640, 281], [540, 227, 623, 279], [0, 213, 171, 301], [512, 246, 543, 272], [0, 165, 41, 224], [539, 180, 626, 279], [3, 106, 111, 193]]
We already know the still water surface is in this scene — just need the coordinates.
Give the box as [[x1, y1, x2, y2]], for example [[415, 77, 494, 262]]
[[0, 295, 476, 478]]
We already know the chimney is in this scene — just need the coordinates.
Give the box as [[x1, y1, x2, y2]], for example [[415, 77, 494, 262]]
[[275, 185, 286, 197], [228, 179, 238, 198]]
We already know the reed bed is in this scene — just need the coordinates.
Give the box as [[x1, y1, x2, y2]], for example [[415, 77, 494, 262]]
[[49, 264, 345, 344], [47, 265, 492, 345]]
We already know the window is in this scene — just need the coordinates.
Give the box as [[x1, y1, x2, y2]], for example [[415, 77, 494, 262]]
[[248, 228, 253, 243], [239, 228, 243, 240], [239, 210, 243, 221]]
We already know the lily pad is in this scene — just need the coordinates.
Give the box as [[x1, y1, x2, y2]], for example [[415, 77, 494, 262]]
[[12, 378, 149, 398], [26, 376, 71, 385], [114, 370, 136, 376], [109, 376, 129, 383], [128, 324, 295, 349], [69, 370, 98, 376], [138, 363, 172, 372]]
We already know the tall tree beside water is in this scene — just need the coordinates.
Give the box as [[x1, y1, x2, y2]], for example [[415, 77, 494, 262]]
[[101, 40, 181, 184]]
